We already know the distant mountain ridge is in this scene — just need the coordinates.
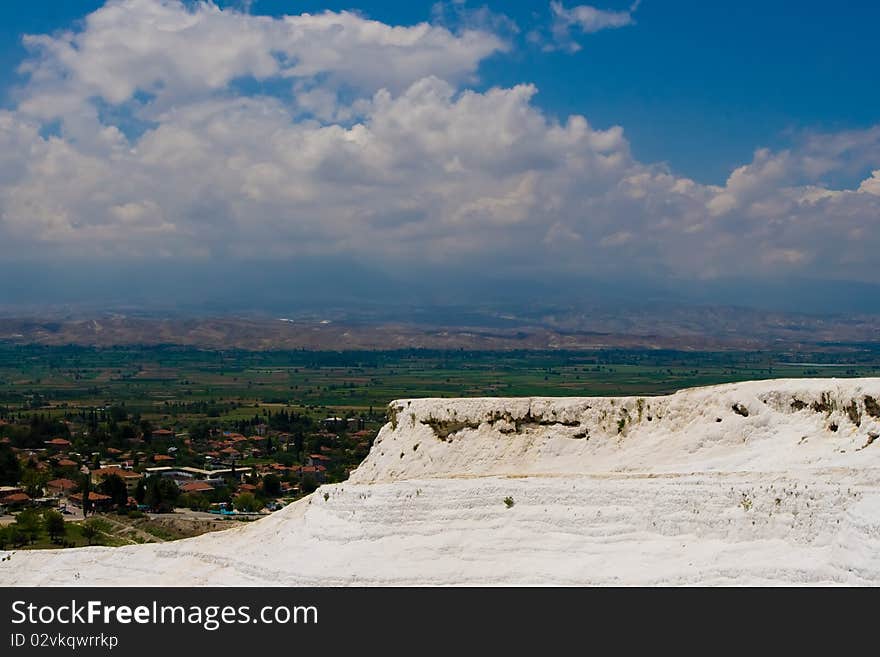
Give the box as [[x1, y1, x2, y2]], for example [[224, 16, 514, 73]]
[[0, 307, 878, 351]]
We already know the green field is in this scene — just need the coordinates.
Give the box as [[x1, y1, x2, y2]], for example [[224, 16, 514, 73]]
[[2, 343, 879, 422]]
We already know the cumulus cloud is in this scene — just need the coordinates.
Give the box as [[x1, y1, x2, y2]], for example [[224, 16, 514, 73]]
[[1, 0, 880, 288], [17, 0, 506, 123], [859, 170, 880, 196]]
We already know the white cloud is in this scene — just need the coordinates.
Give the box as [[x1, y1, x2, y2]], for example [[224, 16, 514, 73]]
[[547, 1, 638, 53], [858, 170, 880, 196], [17, 0, 506, 123], [1, 0, 880, 287]]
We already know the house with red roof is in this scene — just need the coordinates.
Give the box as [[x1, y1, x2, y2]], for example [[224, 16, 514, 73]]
[[46, 478, 77, 496], [299, 465, 325, 483], [89, 466, 143, 493], [307, 454, 332, 467], [0, 492, 31, 508], [180, 481, 214, 494], [280, 481, 299, 494], [68, 491, 112, 510]]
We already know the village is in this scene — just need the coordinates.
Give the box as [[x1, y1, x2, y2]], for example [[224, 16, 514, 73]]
[[0, 407, 380, 548]]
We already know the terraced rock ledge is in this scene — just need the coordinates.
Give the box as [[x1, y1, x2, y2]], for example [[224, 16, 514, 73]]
[[3, 378, 880, 586]]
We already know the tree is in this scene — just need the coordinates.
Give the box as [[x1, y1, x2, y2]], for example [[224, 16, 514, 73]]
[[79, 474, 92, 517], [81, 519, 99, 546], [43, 509, 66, 543], [179, 493, 210, 512], [189, 421, 212, 442], [210, 485, 231, 506], [119, 423, 137, 443], [5, 525, 25, 548], [0, 444, 21, 486], [233, 492, 262, 512], [21, 467, 47, 498], [262, 474, 282, 497], [134, 478, 146, 505], [108, 406, 128, 423], [301, 473, 318, 494], [275, 451, 297, 467], [99, 474, 128, 509], [14, 508, 42, 545], [140, 419, 154, 442], [144, 476, 180, 513]]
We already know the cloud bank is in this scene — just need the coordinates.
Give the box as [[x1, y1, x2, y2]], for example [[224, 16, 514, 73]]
[[1, 0, 879, 294]]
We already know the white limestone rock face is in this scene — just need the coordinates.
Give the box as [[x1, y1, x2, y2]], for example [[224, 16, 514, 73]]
[[3, 378, 880, 586]]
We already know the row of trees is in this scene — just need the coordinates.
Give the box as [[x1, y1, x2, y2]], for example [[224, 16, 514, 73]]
[[81, 472, 285, 515], [0, 415, 70, 449], [176, 474, 284, 513], [0, 509, 100, 549], [75, 473, 180, 515], [134, 476, 180, 513]]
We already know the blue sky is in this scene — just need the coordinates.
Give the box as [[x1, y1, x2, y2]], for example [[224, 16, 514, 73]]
[[2, 1, 878, 184], [0, 1, 878, 313]]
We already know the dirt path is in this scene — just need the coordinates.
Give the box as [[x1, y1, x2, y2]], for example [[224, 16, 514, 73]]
[[95, 515, 165, 544]]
